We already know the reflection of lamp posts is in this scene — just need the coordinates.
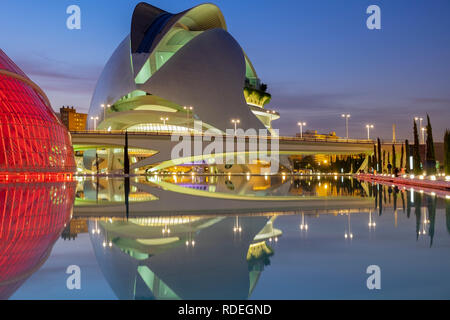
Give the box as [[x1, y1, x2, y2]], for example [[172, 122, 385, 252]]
[[366, 124, 374, 140], [233, 216, 242, 233], [91, 220, 101, 235], [231, 119, 240, 135], [297, 122, 306, 138], [368, 210, 376, 229], [162, 225, 171, 235], [90, 116, 99, 130], [342, 114, 351, 139], [161, 117, 169, 127], [184, 106, 193, 129], [344, 213, 353, 239], [185, 233, 196, 247], [418, 207, 429, 236], [299, 213, 308, 231]]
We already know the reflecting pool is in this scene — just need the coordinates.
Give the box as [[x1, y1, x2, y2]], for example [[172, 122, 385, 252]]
[[2, 176, 450, 299]]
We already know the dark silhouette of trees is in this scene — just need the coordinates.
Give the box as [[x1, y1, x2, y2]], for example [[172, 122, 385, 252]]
[[377, 138, 382, 172], [425, 114, 436, 174], [405, 139, 410, 172], [444, 130, 450, 175]]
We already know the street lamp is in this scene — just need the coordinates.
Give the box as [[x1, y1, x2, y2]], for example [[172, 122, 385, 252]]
[[161, 117, 169, 126], [415, 117, 424, 143], [90, 116, 99, 130], [421, 127, 426, 145], [101, 104, 111, 120], [183, 106, 193, 130], [231, 119, 240, 135], [366, 124, 374, 140], [297, 122, 306, 138], [341, 114, 351, 139]]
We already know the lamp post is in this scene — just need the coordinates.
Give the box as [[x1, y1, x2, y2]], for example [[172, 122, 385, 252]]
[[297, 122, 306, 138], [90, 116, 99, 130], [415, 117, 424, 144], [183, 106, 193, 130], [421, 127, 426, 145], [366, 124, 374, 140], [161, 117, 169, 126], [342, 114, 351, 139], [231, 119, 240, 135], [101, 104, 110, 120]]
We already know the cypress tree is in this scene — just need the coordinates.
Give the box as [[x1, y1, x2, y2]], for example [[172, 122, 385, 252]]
[[400, 143, 404, 170], [413, 120, 422, 174], [392, 144, 396, 169], [425, 114, 436, 174], [383, 150, 386, 172], [377, 138, 382, 172], [445, 130, 450, 175]]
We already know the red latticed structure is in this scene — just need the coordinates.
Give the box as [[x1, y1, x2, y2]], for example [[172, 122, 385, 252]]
[[0, 49, 75, 175], [0, 182, 76, 299]]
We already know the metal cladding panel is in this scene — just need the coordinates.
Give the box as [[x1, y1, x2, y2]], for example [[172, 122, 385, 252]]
[[88, 36, 137, 128], [140, 28, 267, 133], [0, 50, 75, 173], [130, 2, 168, 54]]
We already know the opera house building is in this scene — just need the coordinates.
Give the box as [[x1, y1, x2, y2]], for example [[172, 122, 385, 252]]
[[88, 2, 279, 134]]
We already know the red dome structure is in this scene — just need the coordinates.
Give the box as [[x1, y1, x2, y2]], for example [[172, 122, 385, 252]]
[[0, 49, 75, 174], [0, 182, 76, 299]]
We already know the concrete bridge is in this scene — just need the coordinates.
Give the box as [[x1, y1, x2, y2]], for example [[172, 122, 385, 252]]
[[70, 131, 374, 172]]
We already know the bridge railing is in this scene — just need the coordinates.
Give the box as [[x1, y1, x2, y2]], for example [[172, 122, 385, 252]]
[[70, 130, 377, 144]]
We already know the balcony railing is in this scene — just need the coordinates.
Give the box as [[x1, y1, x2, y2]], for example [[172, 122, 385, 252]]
[[70, 130, 379, 145]]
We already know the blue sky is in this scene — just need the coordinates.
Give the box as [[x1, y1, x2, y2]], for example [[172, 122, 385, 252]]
[[1, 0, 449, 139]]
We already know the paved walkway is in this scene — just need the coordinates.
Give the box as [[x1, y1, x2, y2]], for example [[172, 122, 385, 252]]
[[356, 173, 450, 193]]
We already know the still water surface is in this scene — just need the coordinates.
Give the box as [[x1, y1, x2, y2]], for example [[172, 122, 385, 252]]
[[1, 175, 449, 300]]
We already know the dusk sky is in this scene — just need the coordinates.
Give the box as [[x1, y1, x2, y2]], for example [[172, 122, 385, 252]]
[[1, 0, 449, 139]]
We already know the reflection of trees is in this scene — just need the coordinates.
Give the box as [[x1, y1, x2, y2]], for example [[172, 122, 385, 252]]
[[427, 196, 437, 248], [414, 193, 422, 240]]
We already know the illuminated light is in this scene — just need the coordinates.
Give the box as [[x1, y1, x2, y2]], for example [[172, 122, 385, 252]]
[[430, 175, 436, 181], [446, 195, 450, 199], [419, 175, 424, 180], [186, 241, 189, 246], [410, 174, 415, 179], [431, 192, 436, 196], [420, 190, 424, 193], [109, 242, 113, 247], [102, 242, 107, 248], [446, 176, 450, 181], [191, 241, 195, 247]]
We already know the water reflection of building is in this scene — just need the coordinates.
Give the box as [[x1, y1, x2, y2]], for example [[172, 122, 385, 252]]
[[0, 182, 75, 299], [89, 215, 281, 300], [61, 219, 89, 241]]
